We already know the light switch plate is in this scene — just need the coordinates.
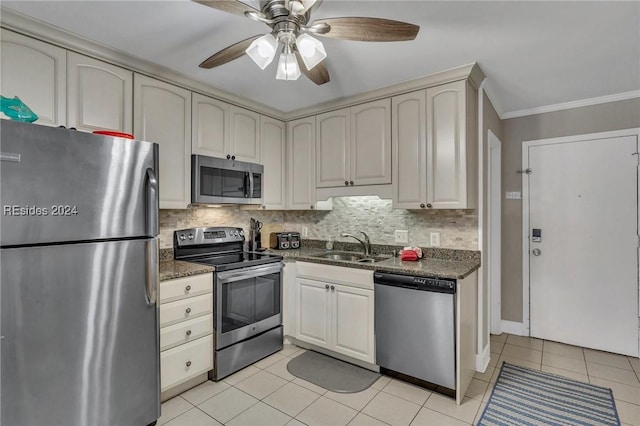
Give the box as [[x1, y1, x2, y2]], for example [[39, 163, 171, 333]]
[[394, 230, 408, 244], [430, 232, 440, 247], [301, 226, 308, 238]]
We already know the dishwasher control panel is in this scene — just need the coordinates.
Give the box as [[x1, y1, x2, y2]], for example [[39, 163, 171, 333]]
[[374, 272, 456, 294]]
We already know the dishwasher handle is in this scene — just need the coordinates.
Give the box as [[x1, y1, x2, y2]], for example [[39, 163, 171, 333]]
[[374, 271, 456, 294]]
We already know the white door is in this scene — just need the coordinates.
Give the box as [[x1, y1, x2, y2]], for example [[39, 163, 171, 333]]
[[192, 93, 230, 158], [296, 278, 331, 348], [229, 106, 260, 162], [260, 117, 286, 209], [316, 108, 350, 188], [527, 134, 639, 356], [332, 284, 375, 363], [286, 118, 316, 210], [350, 99, 392, 186]]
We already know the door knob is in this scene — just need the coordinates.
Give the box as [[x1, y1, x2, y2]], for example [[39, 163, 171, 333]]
[[532, 248, 542, 256]]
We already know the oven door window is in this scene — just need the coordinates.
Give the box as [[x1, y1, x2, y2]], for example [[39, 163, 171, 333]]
[[221, 271, 280, 334], [200, 166, 248, 198]]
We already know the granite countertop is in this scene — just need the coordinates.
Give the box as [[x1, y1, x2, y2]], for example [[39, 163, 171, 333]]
[[158, 242, 480, 281], [159, 249, 215, 281], [269, 243, 480, 280]]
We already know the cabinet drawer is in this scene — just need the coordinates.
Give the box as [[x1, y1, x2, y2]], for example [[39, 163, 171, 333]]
[[161, 335, 213, 392], [160, 293, 212, 327], [161, 314, 213, 352], [160, 273, 212, 304]]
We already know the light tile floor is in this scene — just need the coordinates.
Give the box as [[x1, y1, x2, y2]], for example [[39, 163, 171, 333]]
[[159, 336, 640, 426]]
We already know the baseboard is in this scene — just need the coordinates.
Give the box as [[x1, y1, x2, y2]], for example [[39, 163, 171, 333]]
[[475, 344, 491, 373], [501, 320, 525, 336]]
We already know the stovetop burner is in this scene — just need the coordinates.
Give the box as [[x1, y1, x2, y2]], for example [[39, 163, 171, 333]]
[[173, 226, 282, 272]]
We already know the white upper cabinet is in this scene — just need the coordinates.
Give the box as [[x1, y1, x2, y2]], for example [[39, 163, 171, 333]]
[[287, 117, 316, 210], [192, 97, 260, 163], [392, 80, 477, 209], [426, 80, 477, 209], [315, 99, 391, 189], [0, 30, 66, 127], [392, 91, 427, 209], [260, 116, 286, 210], [316, 108, 350, 188], [67, 52, 133, 133], [134, 74, 192, 209], [230, 105, 260, 163], [350, 99, 392, 186], [192, 92, 230, 158]]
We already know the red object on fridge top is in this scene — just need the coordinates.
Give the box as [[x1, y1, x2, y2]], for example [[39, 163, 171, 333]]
[[93, 130, 135, 139]]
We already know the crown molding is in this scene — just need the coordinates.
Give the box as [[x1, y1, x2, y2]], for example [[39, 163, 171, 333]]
[[282, 63, 485, 120], [0, 7, 287, 120], [501, 90, 640, 120]]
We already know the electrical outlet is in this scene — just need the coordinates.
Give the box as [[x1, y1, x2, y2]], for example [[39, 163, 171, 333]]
[[506, 191, 522, 200], [394, 230, 408, 244], [430, 232, 440, 247], [301, 226, 308, 238]]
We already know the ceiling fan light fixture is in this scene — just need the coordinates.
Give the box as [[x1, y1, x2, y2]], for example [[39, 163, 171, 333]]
[[296, 33, 327, 70], [246, 33, 278, 69], [276, 46, 301, 80]]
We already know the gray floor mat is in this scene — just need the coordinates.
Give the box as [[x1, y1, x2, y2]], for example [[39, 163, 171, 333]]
[[286, 350, 380, 393]]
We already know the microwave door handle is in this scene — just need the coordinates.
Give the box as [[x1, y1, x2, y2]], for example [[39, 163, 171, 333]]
[[248, 171, 254, 199]]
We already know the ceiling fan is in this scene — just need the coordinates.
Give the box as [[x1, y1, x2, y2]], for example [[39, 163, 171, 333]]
[[194, 0, 420, 85]]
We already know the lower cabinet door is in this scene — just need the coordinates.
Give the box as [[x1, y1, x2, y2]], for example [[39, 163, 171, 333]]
[[161, 335, 213, 392], [160, 314, 213, 351], [332, 284, 375, 363], [296, 278, 331, 348]]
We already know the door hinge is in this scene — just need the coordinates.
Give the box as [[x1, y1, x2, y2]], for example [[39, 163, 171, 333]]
[[633, 152, 639, 167]]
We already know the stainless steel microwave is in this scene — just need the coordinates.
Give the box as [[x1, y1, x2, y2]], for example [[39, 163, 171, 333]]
[[191, 155, 263, 205]]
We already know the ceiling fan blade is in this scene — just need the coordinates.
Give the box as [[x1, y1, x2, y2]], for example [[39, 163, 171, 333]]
[[199, 35, 262, 69], [287, 0, 319, 15], [293, 46, 330, 85], [311, 17, 419, 41], [193, 0, 259, 17]]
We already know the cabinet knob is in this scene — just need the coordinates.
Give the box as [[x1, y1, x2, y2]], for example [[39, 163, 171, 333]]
[[186, 361, 192, 367], [185, 308, 192, 314], [226, 154, 231, 159], [344, 181, 349, 186], [349, 181, 354, 186], [186, 330, 192, 336], [330, 285, 335, 291], [427, 203, 433, 208], [231, 155, 236, 160], [325, 284, 329, 290], [185, 285, 191, 293], [310, 205, 314, 210], [261, 205, 266, 209], [420, 203, 426, 208]]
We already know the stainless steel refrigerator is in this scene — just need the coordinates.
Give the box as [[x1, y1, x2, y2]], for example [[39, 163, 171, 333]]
[[1, 121, 160, 426]]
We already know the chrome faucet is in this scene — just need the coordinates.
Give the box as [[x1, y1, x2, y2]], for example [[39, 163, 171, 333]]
[[341, 231, 372, 256]]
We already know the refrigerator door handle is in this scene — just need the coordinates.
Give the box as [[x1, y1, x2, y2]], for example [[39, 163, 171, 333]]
[[146, 237, 159, 306], [146, 167, 159, 236]]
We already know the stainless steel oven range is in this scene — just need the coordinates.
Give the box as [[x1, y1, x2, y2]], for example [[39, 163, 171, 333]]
[[174, 227, 284, 380]]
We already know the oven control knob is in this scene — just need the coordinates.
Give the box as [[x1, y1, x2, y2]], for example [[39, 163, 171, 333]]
[[188, 233, 194, 240], [179, 234, 186, 241], [239, 230, 244, 236]]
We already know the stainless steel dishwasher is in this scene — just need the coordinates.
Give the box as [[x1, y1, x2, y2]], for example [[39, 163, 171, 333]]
[[374, 271, 456, 390]]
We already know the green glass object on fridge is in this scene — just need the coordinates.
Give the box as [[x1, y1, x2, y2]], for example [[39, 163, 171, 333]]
[[1, 95, 38, 122]]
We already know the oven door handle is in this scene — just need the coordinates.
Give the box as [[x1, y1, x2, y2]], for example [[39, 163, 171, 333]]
[[216, 262, 284, 283]]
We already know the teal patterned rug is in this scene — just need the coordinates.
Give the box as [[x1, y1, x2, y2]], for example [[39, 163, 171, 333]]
[[478, 362, 620, 426]]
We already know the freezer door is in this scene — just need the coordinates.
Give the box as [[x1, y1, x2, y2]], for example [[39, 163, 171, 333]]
[[0, 121, 159, 246], [1, 239, 160, 426]]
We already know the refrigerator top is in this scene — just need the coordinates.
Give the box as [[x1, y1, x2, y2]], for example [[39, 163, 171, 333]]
[[1, 121, 159, 247]]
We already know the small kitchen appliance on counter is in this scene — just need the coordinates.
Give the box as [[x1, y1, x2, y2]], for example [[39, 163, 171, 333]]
[[249, 217, 263, 251], [1, 120, 160, 426], [174, 227, 284, 380], [270, 231, 300, 250]]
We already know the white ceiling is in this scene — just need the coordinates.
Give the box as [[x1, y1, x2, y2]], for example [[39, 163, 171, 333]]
[[2, 0, 639, 116]]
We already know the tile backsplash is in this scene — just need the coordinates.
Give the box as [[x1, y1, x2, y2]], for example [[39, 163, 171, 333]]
[[160, 196, 478, 250]]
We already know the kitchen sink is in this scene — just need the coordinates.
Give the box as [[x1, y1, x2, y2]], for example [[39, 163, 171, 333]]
[[313, 252, 391, 263]]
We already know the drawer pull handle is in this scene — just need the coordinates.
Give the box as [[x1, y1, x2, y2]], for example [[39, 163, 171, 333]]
[[186, 330, 192, 336], [186, 308, 192, 314], [186, 361, 192, 367], [185, 285, 191, 292]]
